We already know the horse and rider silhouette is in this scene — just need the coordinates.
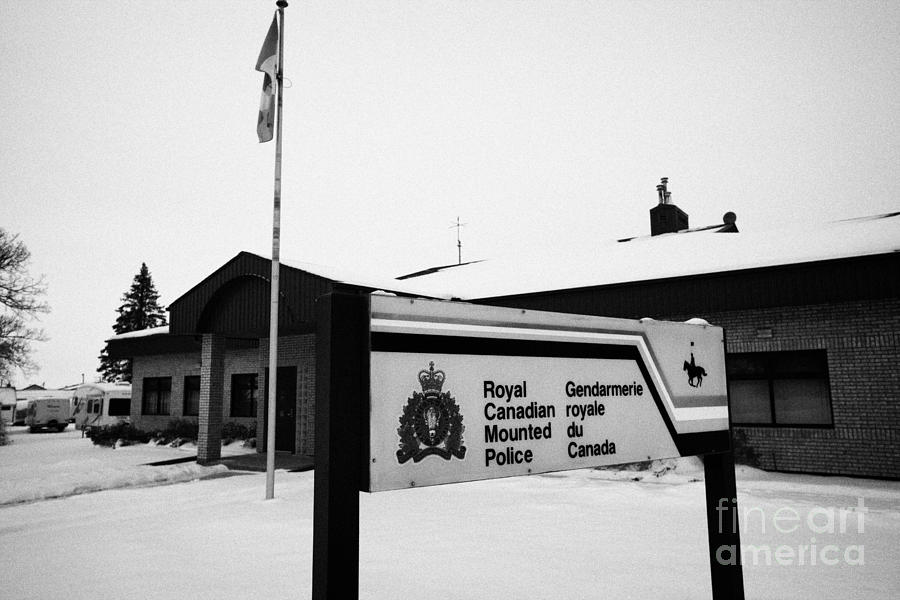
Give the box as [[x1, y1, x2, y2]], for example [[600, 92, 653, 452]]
[[683, 352, 707, 388]]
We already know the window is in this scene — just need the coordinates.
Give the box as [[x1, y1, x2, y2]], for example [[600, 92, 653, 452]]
[[142, 377, 172, 415], [231, 374, 258, 418], [108, 397, 131, 417], [183, 376, 201, 417], [727, 350, 832, 426]]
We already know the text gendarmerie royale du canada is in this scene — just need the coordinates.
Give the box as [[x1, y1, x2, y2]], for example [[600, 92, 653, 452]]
[[482, 379, 644, 467]]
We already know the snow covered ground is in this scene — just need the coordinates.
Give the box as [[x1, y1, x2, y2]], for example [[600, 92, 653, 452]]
[[2, 426, 899, 599]]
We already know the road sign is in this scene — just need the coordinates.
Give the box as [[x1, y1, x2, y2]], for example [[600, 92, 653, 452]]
[[367, 295, 730, 491], [313, 293, 743, 600]]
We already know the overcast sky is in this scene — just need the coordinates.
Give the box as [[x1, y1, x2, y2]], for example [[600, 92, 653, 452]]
[[2, 0, 898, 388]]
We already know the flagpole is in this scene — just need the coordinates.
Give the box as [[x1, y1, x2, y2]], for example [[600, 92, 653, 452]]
[[266, 0, 288, 500]]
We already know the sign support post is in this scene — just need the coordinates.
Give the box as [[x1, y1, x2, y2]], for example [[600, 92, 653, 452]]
[[704, 449, 745, 600], [312, 292, 369, 600]]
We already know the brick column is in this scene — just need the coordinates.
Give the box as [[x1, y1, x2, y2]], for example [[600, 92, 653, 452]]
[[198, 334, 225, 465]]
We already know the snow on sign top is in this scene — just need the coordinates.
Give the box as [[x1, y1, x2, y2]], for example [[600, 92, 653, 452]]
[[400, 212, 900, 300]]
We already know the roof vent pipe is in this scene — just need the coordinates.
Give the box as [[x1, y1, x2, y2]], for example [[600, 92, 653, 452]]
[[657, 177, 670, 205], [649, 176, 688, 235]]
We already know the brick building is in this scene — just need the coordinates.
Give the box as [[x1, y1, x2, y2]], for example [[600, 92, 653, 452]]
[[400, 185, 900, 479], [106, 252, 440, 463], [108, 184, 899, 478]]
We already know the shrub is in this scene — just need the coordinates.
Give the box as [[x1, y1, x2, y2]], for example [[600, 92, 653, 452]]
[[222, 421, 256, 441], [167, 419, 199, 441], [88, 419, 253, 448], [0, 418, 8, 446], [145, 419, 199, 446], [88, 423, 152, 447], [731, 429, 761, 468]]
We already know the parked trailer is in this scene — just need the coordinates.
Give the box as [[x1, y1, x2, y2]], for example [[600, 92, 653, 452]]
[[72, 383, 132, 431], [11, 390, 73, 426], [25, 397, 72, 432]]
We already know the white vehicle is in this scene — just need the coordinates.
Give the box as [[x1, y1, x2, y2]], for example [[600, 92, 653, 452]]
[[25, 397, 72, 432], [0, 386, 15, 424], [13, 390, 73, 425], [72, 383, 133, 431]]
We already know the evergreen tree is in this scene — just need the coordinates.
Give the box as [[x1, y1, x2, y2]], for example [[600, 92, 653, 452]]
[[98, 263, 167, 382]]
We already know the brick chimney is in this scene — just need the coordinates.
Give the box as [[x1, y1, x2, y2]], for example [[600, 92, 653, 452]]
[[649, 177, 689, 235]]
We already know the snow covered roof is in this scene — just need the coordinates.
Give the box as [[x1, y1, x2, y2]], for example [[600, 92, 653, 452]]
[[74, 382, 133, 393], [13, 389, 73, 400], [617, 218, 738, 242], [278, 257, 452, 300], [107, 326, 169, 342], [401, 212, 900, 300]]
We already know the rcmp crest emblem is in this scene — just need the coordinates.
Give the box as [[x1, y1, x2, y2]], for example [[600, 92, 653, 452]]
[[396, 361, 466, 464]]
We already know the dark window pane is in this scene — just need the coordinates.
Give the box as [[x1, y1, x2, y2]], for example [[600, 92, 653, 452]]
[[142, 379, 156, 415], [727, 350, 832, 427], [771, 351, 827, 376], [231, 374, 258, 418], [726, 354, 767, 377], [729, 380, 772, 424], [142, 377, 172, 416], [108, 397, 131, 416], [184, 376, 201, 417], [773, 379, 832, 425], [159, 388, 170, 415]]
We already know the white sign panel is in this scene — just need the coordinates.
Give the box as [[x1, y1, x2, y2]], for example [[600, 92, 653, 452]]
[[367, 296, 729, 492]]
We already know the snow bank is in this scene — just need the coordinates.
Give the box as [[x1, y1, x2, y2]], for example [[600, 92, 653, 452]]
[[0, 427, 241, 505], [592, 456, 706, 484], [2, 427, 900, 599]]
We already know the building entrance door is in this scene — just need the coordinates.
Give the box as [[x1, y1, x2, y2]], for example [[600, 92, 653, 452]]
[[265, 366, 297, 453]]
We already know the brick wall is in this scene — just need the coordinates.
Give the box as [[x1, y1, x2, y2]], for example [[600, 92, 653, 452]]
[[664, 297, 900, 479], [131, 346, 261, 433], [131, 334, 316, 457], [297, 339, 316, 456], [223, 346, 260, 431], [258, 334, 316, 456], [198, 334, 225, 464], [130, 297, 897, 476], [131, 351, 201, 431]]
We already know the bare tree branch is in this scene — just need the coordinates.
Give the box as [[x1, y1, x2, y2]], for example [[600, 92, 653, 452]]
[[0, 228, 49, 380]]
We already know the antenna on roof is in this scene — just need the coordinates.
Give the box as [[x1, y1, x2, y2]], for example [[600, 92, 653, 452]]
[[450, 217, 467, 264]]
